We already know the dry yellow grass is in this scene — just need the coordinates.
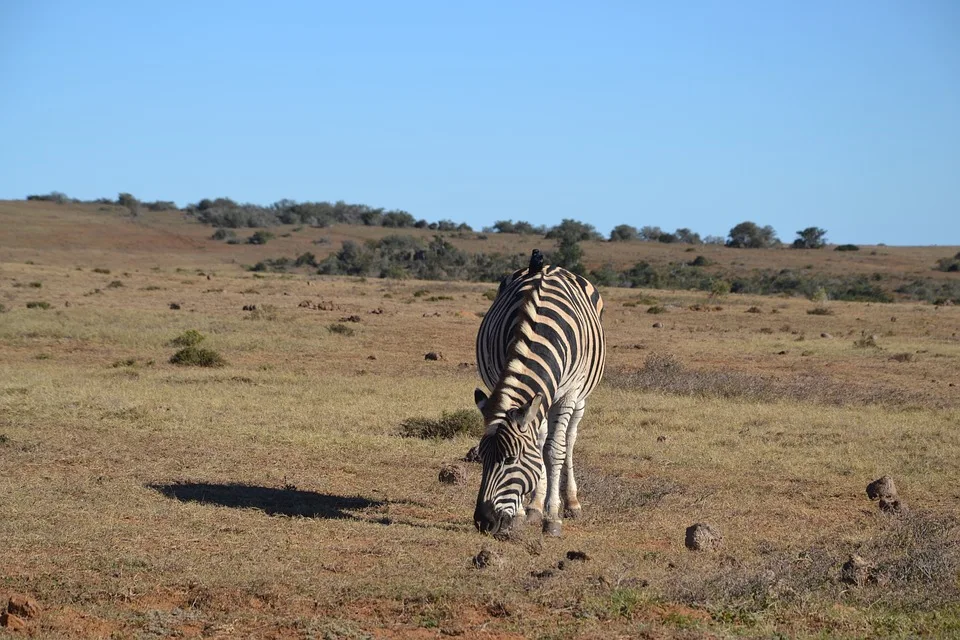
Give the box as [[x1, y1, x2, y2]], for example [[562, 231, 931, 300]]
[[1, 205, 959, 638]]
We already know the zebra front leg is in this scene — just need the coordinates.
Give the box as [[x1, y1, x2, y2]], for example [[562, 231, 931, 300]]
[[562, 400, 586, 519], [526, 419, 548, 526], [542, 399, 574, 536]]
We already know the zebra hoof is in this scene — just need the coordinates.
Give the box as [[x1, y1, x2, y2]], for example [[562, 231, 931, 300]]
[[542, 520, 562, 537], [564, 506, 582, 519], [525, 509, 543, 526]]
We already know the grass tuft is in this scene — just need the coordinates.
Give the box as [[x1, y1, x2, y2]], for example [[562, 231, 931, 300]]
[[399, 409, 484, 439], [26, 301, 51, 310], [327, 323, 355, 337]]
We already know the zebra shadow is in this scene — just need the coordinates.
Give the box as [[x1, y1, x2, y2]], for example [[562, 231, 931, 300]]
[[148, 481, 382, 520]]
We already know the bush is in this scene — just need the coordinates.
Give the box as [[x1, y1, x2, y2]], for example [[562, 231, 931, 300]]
[[934, 252, 960, 272], [143, 200, 178, 212], [327, 323, 355, 336], [687, 255, 710, 267], [93, 267, 111, 274], [169, 329, 206, 347], [169, 346, 226, 367], [26, 191, 71, 204], [247, 231, 275, 245], [835, 244, 860, 252], [609, 224, 639, 242], [792, 227, 827, 249], [0, 303, 7, 313], [107, 280, 124, 288], [399, 409, 484, 439], [647, 305, 666, 314], [211, 228, 236, 241], [709, 280, 731, 298], [26, 301, 51, 309], [807, 307, 834, 315]]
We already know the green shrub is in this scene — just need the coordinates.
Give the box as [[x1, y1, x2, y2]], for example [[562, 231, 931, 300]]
[[211, 228, 236, 241], [413, 289, 430, 297], [327, 323, 355, 336], [807, 307, 834, 316], [835, 244, 860, 252], [934, 253, 960, 272], [687, 255, 710, 267], [28, 281, 42, 288], [482, 289, 498, 301], [709, 280, 731, 298], [0, 303, 6, 313], [92, 267, 111, 274], [107, 280, 124, 288], [399, 409, 484, 439], [26, 301, 51, 310], [247, 230, 275, 245], [169, 346, 226, 367], [169, 329, 206, 347], [647, 305, 667, 314]]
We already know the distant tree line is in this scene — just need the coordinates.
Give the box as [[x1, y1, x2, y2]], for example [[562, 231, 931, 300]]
[[25, 191, 863, 254]]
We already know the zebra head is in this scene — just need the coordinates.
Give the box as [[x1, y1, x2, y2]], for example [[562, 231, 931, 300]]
[[473, 389, 544, 535]]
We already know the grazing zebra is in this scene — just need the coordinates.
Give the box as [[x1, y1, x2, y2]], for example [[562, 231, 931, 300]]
[[473, 249, 605, 536]]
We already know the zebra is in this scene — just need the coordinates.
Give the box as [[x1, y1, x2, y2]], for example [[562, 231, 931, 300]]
[[473, 249, 605, 536]]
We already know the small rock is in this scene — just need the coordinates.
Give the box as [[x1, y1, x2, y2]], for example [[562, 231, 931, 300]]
[[0, 612, 26, 631], [820, 332, 832, 339], [438, 463, 467, 485], [866, 476, 897, 501], [7, 595, 41, 619], [473, 547, 501, 569], [565, 550, 590, 562], [652, 322, 663, 328], [424, 352, 444, 361], [685, 523, 722, 551], [841, 554, 872, 586], [367, 355, 377, 360], [463, 446, 482, 463], [169, 302, 181, 310]]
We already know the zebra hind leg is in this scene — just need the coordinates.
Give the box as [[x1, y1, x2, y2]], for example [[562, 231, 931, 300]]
[[562, 400, 586, 519]]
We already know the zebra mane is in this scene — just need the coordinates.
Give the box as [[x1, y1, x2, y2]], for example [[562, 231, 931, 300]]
[[488, 253, 550, 415]]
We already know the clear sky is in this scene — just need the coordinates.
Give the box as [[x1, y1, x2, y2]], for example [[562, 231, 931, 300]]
[[1, 1, 958, 245]]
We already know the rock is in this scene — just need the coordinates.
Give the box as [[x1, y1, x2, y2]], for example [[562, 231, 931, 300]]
[[463, 445, 482, 463], [7, 595, 41, 619], [472, 547, 501, 569], [866, 476, 897, 501], [367, 355, 377, 360], [820, 332, 832, 339], [685, 523, 723, 551], [424, 352, 444, 361], [652, 322, 663, 329], [169, 302, 181, 310], [841, 554, 872, 586], [438, 463, 467, 485], [0, 612, 26, 631]]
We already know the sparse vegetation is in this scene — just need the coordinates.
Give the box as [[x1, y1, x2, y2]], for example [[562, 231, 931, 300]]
[[25, 301, 51, 309], [399, 409, 484, 439], [247, 230, 275, 245], [92, 267, 111, 274], [836, 244, 860, 252], [807, 307, 834, 315], [934, 251, 960, 272], [107, 280, 124, 288]]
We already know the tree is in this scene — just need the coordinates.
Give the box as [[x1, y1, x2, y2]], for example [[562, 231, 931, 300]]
[[675, 228, 702, 244], [550, 235, 585, 274], [638, 226, 663, 242], [792, 227, 827, 249], [117, 192, 140, 216], [726, 221, 779, 248], [545, 219, 601, 242], [609, 224, 639, 241]]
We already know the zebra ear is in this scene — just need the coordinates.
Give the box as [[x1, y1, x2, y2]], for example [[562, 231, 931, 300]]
[[474, 388, 489, 412], [519, 394, 543, 427]]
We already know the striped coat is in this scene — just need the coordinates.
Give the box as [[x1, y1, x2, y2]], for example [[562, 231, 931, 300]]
[[473, 251, 605, 536]]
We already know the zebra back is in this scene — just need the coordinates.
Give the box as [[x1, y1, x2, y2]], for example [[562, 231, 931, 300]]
[[476, 261, 605, 418]]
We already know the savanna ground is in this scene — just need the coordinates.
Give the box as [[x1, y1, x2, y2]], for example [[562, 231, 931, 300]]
[[1, 201, 959, 639]]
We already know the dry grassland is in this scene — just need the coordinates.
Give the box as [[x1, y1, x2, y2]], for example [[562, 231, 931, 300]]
[[1, 203, 960, 639]]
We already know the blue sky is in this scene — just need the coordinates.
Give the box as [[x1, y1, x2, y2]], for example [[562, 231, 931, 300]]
[[1, 1, 958, 245]]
